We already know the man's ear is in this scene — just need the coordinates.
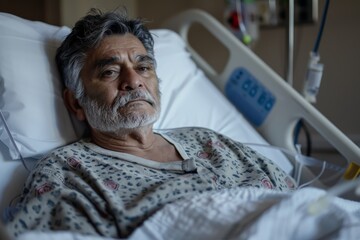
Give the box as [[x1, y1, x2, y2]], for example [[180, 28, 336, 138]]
[[63, 89, 86, 121]]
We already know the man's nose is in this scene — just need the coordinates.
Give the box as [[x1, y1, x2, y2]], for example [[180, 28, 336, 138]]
[[119, 67, 143, 91]]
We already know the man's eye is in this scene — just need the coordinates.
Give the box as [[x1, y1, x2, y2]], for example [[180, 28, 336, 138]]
[[101, 70, 119, 78], [137, 65, 153, 73]]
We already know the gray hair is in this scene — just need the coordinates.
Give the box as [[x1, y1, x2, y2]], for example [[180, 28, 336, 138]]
[[55, 8, 156, 99]]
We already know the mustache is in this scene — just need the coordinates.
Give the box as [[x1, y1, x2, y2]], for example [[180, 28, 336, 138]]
[[111, 89, 156, 110]]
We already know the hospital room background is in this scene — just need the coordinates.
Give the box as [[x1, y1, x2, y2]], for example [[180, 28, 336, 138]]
[[1, 0, 359, 164]]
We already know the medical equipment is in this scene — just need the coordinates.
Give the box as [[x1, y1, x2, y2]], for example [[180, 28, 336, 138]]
[[224, 0, 259, 46], [294, 0, 330, 151], [0, 9, 360, 240], [302, 0, 330, 103]]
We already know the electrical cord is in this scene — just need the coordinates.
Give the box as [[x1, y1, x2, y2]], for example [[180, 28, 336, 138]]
[[293, 119, 312, 156]]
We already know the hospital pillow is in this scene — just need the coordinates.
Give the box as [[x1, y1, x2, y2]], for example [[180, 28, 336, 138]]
[[0, 12, 76, 158], [0, 12, 292, 174]]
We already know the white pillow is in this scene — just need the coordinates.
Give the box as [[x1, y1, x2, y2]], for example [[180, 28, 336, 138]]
[[0, 13, 76, 159]]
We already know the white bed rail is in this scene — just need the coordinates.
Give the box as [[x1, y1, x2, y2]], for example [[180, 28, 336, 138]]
[[164, 9, 360, 167]]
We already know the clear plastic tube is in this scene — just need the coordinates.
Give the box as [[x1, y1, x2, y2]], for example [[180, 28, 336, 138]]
[[0, 110, 29, 172], [243, 142, 345, 172], [307, 177, 360, 216]]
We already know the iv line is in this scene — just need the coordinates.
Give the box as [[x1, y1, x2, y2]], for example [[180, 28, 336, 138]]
[[243, 142, 346, 190], [242, 142, 359, 216], [243, 142, 345, 172], [0, 111, 29, 172]]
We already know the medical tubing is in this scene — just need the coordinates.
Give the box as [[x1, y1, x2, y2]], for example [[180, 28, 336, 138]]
[[243, 142, 344, 172], [294, 144, 303, 185], [293, 119, 312, 156], [0, 111, 29, 172], [308, 177, 360, 216], [326, 177, 360, 198], [245, 142, 350, 189], [319, 169, 344, 184], [286, 0, 294, 85], [298, 161, 326, 189], [235, 0, 247, 34], [313, 0, 330, 54], [295, 158, 303, 186], [235, 0, 251, 44], [293, 119, 302, 145]]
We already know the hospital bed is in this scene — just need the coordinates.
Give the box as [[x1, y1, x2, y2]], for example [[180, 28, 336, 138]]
[[0, 9, 360, 240]]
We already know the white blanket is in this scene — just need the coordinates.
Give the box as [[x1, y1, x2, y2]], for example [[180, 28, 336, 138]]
[[13, 187, 360, 240], [131, 187, 360, 240]]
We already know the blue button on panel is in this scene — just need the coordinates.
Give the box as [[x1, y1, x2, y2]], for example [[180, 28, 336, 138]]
[[225, 67, 276, 126], [242, 79, 251, 90], [265, 99, 274, 111], [258, 92, 267, 105], [249, 85, 258, 97]]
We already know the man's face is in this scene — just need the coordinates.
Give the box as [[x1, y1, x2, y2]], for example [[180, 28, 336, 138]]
[[79, 34, 161, 133]]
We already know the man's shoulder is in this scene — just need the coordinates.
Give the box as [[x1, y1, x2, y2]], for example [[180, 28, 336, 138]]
[[54, 139, 86, 152], [41, 139, 88, 161], [32, 139, 90, 173]]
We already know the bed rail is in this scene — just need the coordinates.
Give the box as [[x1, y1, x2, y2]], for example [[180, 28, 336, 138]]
[[164, 9, 360, 168]]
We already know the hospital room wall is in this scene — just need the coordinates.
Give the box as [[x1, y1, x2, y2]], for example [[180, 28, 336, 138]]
[[60, 0, 138, 27], [134, 0, 360, 151]]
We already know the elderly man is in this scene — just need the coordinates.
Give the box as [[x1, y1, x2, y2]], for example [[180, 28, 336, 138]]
[[6, 9, 295, 238]]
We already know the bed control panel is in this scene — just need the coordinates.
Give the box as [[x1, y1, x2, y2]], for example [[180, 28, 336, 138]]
[[225, 67, 276, 126]]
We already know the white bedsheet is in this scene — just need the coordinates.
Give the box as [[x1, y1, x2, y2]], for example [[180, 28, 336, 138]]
[[131, 187, 360, 240], [12, 187, 360, 240]]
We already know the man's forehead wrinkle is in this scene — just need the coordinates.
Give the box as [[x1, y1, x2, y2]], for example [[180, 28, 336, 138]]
[[94, 56, 121, 69]]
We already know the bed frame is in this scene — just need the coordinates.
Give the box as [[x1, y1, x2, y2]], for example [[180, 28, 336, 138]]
[[164, 9, 360, 181]]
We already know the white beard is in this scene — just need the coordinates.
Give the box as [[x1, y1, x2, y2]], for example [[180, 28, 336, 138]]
[[79, 89, 160, 133]]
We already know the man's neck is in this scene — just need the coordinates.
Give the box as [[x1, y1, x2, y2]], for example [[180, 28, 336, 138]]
[[90, 125, 156, 152], [89, 125, 183, 162]]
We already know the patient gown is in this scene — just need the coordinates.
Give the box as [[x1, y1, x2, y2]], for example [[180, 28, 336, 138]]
[[6, 127, 296, 238]]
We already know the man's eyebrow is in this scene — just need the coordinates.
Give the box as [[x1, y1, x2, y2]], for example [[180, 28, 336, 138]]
[[93, 56, 120, 70], [136, 55, 155, 65]]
